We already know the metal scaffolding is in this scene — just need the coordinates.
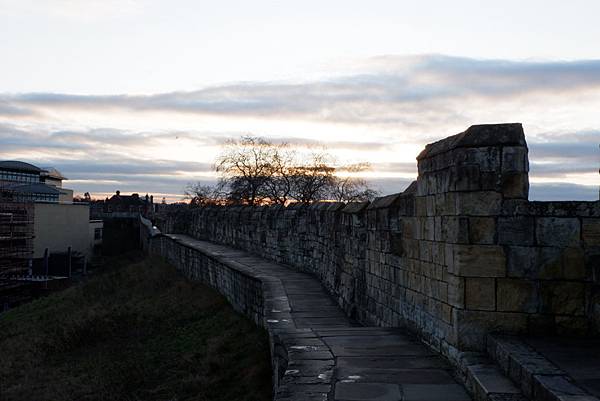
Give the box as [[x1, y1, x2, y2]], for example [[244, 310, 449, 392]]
[[0, 202, 34, 287]]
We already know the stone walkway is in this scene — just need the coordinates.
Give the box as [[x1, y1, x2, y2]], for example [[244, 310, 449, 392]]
[[165, 234, 472, 401]]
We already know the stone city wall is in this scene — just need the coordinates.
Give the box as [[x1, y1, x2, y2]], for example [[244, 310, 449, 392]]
[[159, 123, 600, 358], [150, 235, 264, 325]]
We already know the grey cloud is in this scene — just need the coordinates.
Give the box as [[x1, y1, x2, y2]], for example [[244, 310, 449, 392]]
[[0, 122, 233, 155], [529, 183, 598, 201], [267, 136, 391, 151], [529, 141, 599, 160], [530, 162, 597, 178], [368, 177, 415, 195], [3, 55, 600, 126], [371, 162, 417, 174], [48, 159, 213, 177], [0, 101, 33, 117], [527, 138, 599, 178]]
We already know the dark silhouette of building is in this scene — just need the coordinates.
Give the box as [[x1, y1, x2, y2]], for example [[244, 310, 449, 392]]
[[104, 190, 154, 217]]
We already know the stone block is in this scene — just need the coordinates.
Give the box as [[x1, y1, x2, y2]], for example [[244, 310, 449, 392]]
[[507, 246, 580, 280], [450, 245, 506, 278], [416, 124, 525, 162], [583, 218, 600, 247], [540, 282, 586, 316], [467, 364, 522, 397], [501, 172, 529, 199], [419, 241, 433, 262], [506, 246, 536, 278], [502, 146, 529, 173], [454, 310, 528, 351], [441, 216, 469, 244], [455, 191, 502, 216], [536, 247, 564, 280], [463, 146, 502, 172], [401, 217, 418, 239], [498, 217, 535, 246], [480, 171, 501, 192], [465, 277, 496, 311], [496, 279, 538, 313], [562, 247, 587, 280], [431, 242, 445, 266], [554, 315, 589, 336], [441, 303, 453, 324], [451, 164, 481, 191], [434, 216, 443, 242], [419, 217, 436, 241], [390, 232, 404, 256], [469, 217, 496, 244], [415, 196, 428, 217], [445, 272, 465, 308], [426, 195, 436, 216], [527, 314, 556, 337], [533, 374, 589, 401], [435, 192, 458, 216], [536, 217, 581, 247]]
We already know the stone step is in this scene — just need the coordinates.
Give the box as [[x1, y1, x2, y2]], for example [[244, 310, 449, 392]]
[[458, 351, 527, 401], [487, 334, 600, 401]]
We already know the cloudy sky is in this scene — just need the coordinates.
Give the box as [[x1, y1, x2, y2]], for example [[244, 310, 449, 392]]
[[0, 0, 598, 201]]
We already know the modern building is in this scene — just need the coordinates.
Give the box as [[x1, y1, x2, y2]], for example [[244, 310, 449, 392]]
[[0, 161, 102, 278], [41, 167, 73, 203], [0, 161, 60, 203]]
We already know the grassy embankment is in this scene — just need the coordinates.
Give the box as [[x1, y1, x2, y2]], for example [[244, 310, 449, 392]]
[[0, 253, 272, 401]]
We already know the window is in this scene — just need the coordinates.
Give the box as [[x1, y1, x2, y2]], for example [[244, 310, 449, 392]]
[[94, 228, 103, 240], [0, 171, 40, 183]]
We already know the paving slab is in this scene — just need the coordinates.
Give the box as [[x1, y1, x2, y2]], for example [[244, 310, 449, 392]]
[[335, 382, 402, 401], [402, 383, 471, 401]]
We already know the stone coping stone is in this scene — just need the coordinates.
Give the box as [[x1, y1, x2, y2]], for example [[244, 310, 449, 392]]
[[487, 334, 600, 401], [368, 193, 403, 210], [417, 123, 525, 161], [367, 182, 417, 210], [341, 201, 370, 214], [502, 200, 600, 217], [306, 201, 346, 211]]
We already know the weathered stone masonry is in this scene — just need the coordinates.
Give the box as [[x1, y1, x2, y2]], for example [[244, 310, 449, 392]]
[[160, 123, 600, 361]]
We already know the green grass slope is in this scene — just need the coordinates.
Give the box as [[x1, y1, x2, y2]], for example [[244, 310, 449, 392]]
[[0, 254, 272, 401]]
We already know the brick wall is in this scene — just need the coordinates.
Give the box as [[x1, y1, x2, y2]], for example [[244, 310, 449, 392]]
[[158, 123, 600, 358]]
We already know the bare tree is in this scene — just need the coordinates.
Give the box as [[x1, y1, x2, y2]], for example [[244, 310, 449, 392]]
[[184, 182, 223, 207], [187, 135, 379, 206], [215, 136, 279, 205], [262, 144, 296, 204], [329, 163, 380, 202], [289, 151, 336, 203]]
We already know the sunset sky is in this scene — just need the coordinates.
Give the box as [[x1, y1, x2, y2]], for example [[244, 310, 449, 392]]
[[1, 0, 599, 201]]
